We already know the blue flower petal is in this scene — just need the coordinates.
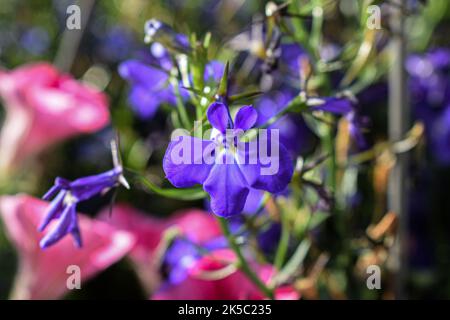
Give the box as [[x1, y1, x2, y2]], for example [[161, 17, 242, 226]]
[[42, 184, 62, 201], [128, 85, 161, 119], [69, 208, 82, 248], [118, 60, 168, 88], [204, 61, 225, 83], [312, 97, 353, 115], [242, 188, 265, 214], [163, 136, 215, 188], [38, 191, 66, 232], [40, 204, 76, 249], [207, 102, 230, 133], [203, 153, 250, 217], [239, 138, 294, 194]]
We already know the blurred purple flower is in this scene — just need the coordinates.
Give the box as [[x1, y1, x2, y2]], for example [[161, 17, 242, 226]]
[[119, 37, 223, 119], [311, 96, 369, 149], [20, 27, 50, 56], [257, 222, 282, 255], [97, 26, 136, 63], [163, 102, 294, 217], [279, 43, 308, 78], [163, 236, 226, 285], [119, 59, 181, 119], [407, 49, 450, 164], [39, 166, 129, 249]]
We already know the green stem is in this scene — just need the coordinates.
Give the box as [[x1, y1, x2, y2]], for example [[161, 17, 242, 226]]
[[173, 83, 191, 129], [325, 127, 337, 193], [310, 0, 324, 58], [274, 207, 290, 271], [217, 217, 275, 299]]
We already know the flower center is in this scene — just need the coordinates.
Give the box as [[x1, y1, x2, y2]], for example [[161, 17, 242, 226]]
[[63, 192, 78, 206]]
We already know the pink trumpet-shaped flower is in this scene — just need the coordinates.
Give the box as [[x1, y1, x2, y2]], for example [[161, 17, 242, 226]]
[[0, 195, 135, 300], [153, 249, 299, 300], [0, 63, 110, 172], [98, 204, 222, 292]]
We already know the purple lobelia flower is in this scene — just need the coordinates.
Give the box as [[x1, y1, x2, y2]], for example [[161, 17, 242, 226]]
[[39, 143, 129, 249], [119, 59, 181, 119], [163, 238, 199, 284], [118, 19, 191, 119], [163, 236, 226, 284], [39, 167, 129, 249], [163, 102, 294, 217]]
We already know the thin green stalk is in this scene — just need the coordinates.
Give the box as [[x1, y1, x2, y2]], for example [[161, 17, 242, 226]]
[[217, 217, 275, 299], [173, 82, 191, 129], [325, 126, 337, 193], [310, 0, 324, 57]]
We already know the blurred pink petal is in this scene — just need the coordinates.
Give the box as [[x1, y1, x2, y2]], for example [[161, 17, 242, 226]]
[[168, 209, 222, 243], [98, 204, 169, 293], [99, 204, 167, 263], [0, 63, 110, 172], [153, 249, 299, 300], [99, 205, 221, 293], [0, 194, 135, 300]]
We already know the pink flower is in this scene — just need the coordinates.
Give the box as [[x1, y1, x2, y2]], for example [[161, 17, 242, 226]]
[[98, 204, 221, 292], [153, 249, 299, 300], [0, 194, 135, 300], [0, 63, 110, 172]]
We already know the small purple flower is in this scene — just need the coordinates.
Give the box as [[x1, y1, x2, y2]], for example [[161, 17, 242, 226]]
[[39, 166, 129, 249], [163, 239, 199, 284], [97, 26, 137, 63], [163, 236, 226, 284], [163, 102, 294, 217], [119, 47, 224, 119], [279, 43, 308, 78]]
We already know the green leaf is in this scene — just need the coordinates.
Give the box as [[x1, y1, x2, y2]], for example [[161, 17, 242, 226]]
[[139, 177, 207, 201], [217, 61, 229, 97], [228, 91, 262, 104]]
